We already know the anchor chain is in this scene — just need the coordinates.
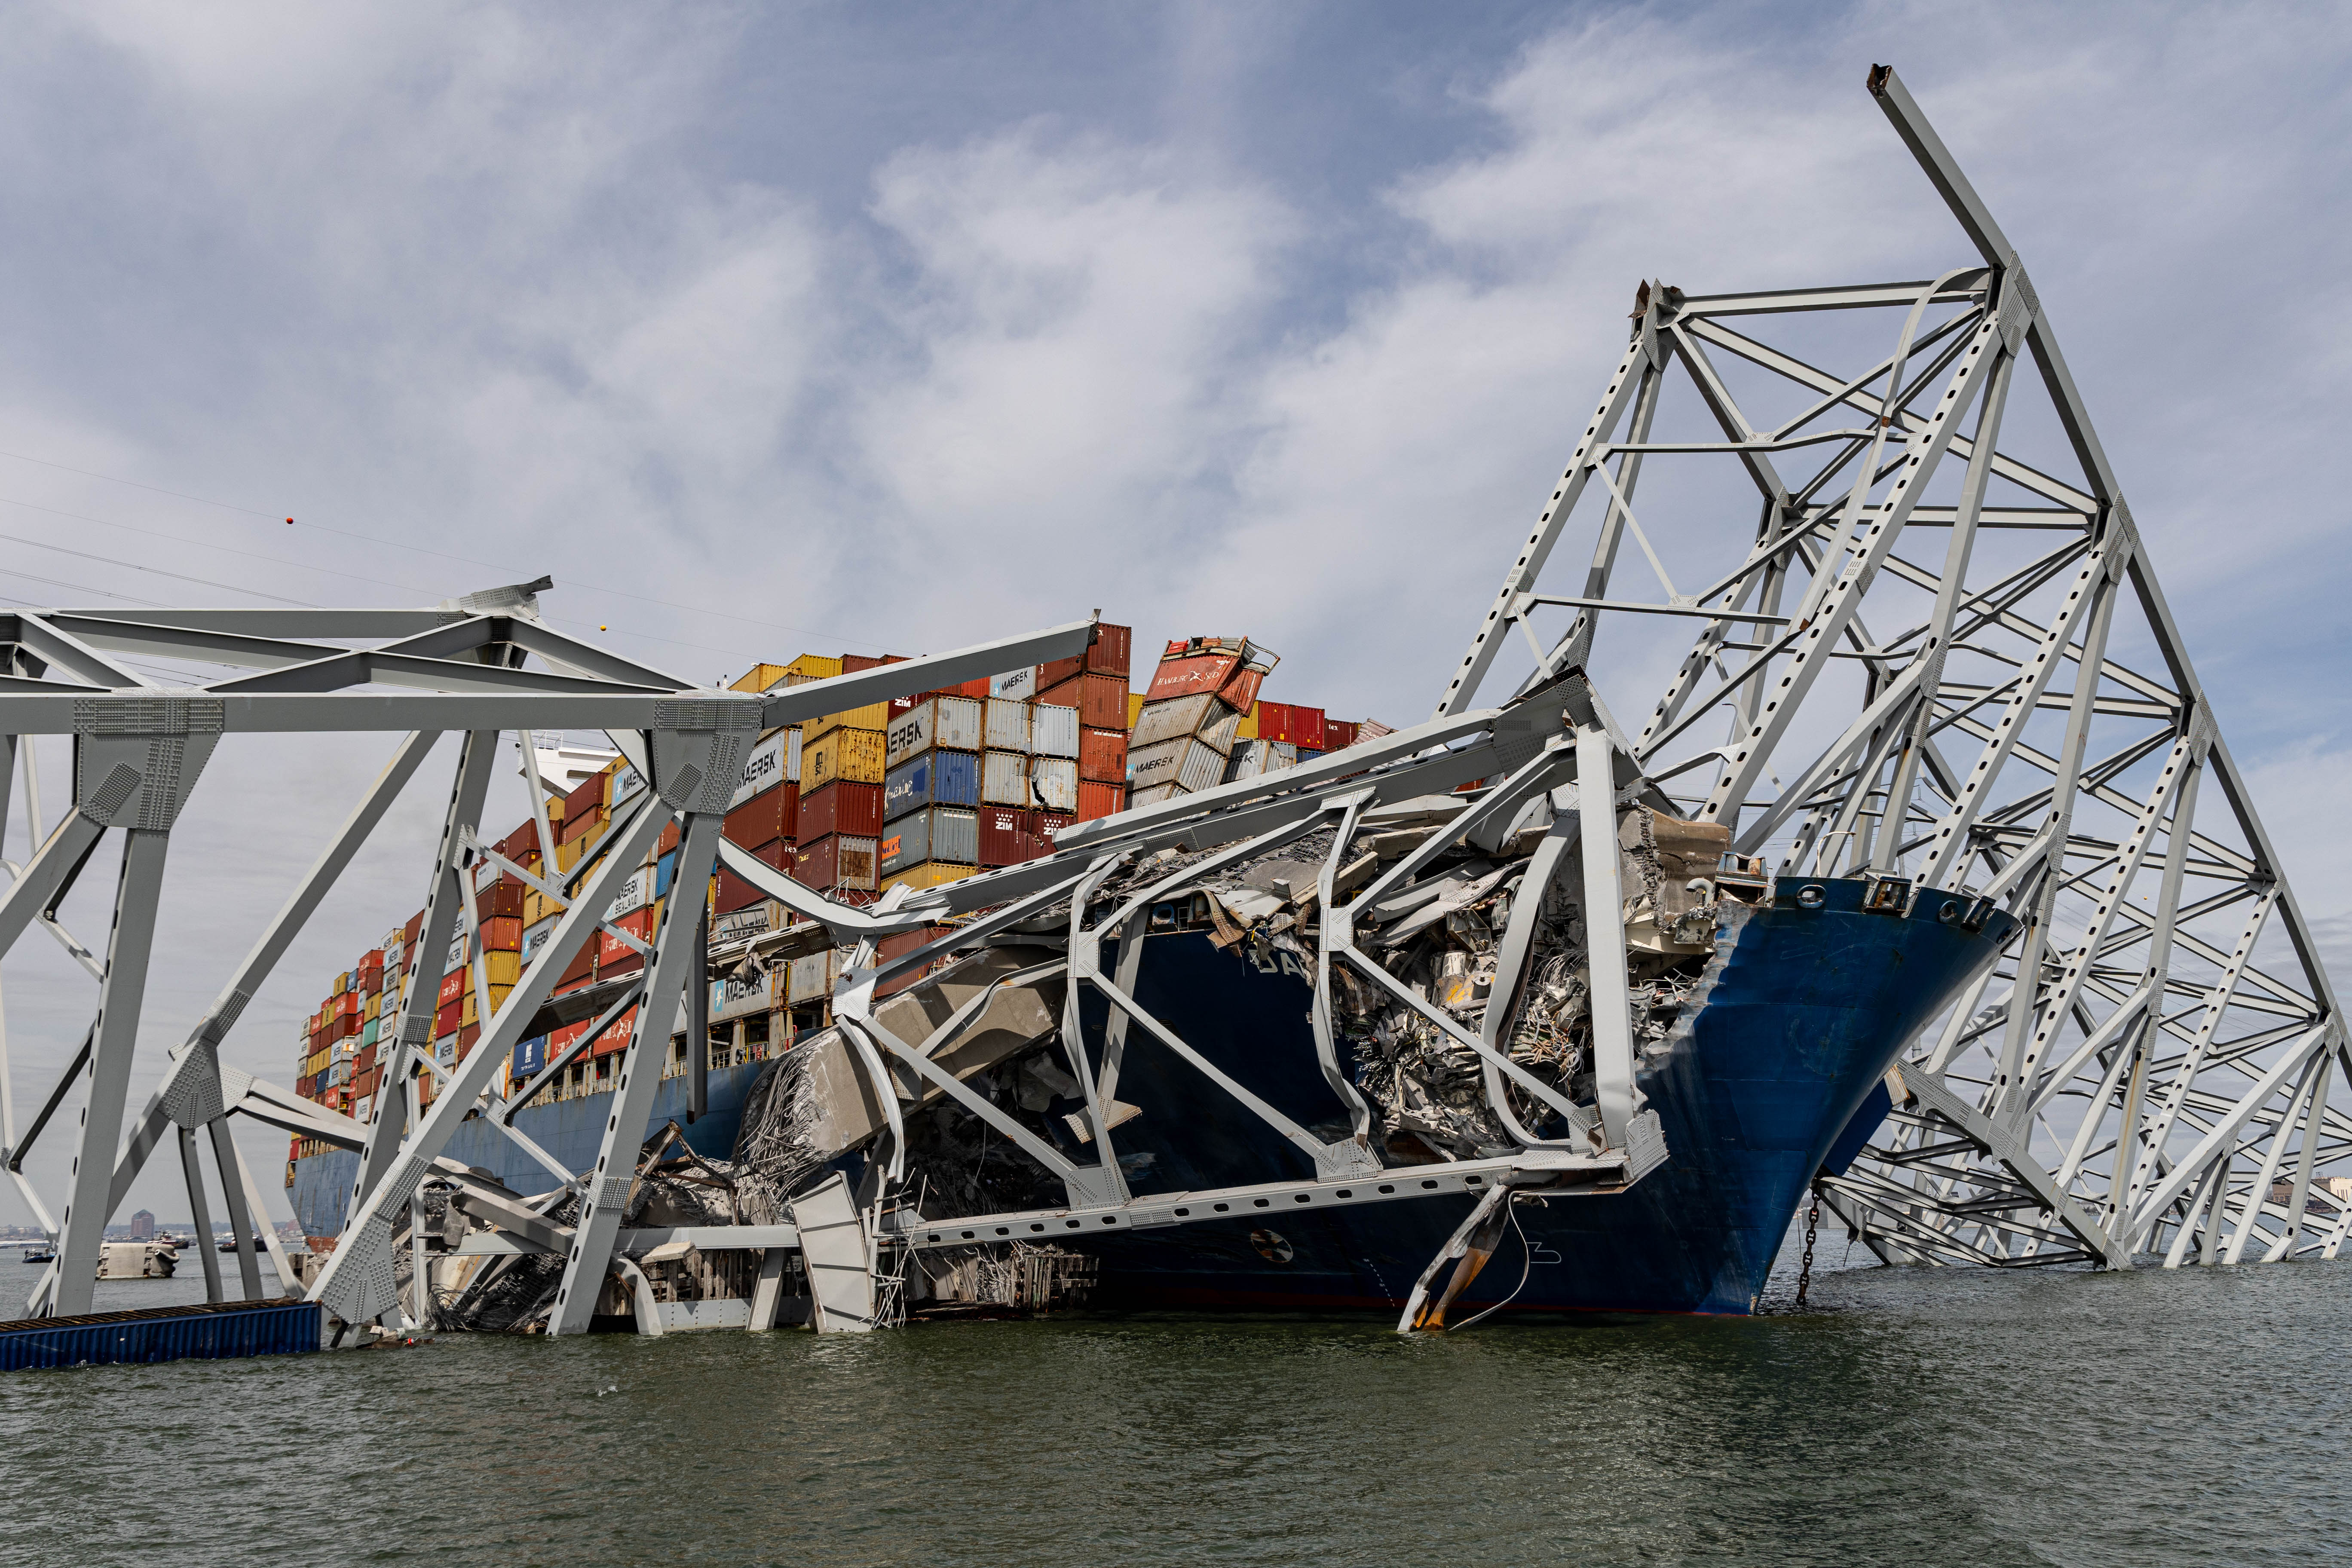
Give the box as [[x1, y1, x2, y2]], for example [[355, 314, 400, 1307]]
[[1794, 1188, 1820, 1308]]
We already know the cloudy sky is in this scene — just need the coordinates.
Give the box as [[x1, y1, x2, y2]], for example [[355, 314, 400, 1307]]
[[1, 0, 2346, 1228]]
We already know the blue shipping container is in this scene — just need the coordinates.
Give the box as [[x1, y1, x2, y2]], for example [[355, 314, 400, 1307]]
[[513, 1034, 548, 1077], [0, 1298, 322, 1372], [883, 749, 980, 819], [655, 848, 677, 898]]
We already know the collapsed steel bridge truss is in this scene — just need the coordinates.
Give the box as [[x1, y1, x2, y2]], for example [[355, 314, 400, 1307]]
[[0, 65, 2339, 1335], [1428, 65, 2350, 1271]]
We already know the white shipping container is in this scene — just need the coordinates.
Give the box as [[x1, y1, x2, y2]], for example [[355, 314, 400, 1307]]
[[713, 904, 776, 943], [1031, 703, 1080, 759], [1128, 781, 1187, 808], [1222, 738, 1299, 782], [1198, 701, 1245, 756], [885, 696, 984, 768], [610, 763, 647, 805], [989, 665, 1041, 701], [984, 698, 1032, 753], [729, 731, 790, 808], [1030, 756, 1078, 812], [1131, 693, 1234, 750], [520, 915, 559, 969], [1127, 737, 1226, 796], [787, 950, 834, 1004], [980, 750, 1033, 807], [605, 864, 653, 919], [710, 968, 778, 1024], [786, 727, 803, 783]]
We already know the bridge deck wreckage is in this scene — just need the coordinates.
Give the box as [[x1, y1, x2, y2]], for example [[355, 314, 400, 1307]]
[[1, 65, 2345, 1352]]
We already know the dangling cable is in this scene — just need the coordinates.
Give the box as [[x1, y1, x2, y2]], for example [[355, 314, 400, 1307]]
[[1450, 1196, 1536, 1332]]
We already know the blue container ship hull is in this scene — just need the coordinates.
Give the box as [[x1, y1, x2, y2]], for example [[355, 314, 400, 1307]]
[[1077, 879, 2010, 1317], [291, 879, 2007, 1322]]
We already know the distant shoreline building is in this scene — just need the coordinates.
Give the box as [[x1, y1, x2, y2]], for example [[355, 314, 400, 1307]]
[[129, 1210, 156, 1240]]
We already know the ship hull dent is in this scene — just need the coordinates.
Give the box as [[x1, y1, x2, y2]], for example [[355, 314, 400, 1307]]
[[1085, 879, 2012, 1318]]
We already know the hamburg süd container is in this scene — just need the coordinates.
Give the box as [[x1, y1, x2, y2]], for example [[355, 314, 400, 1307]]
[[799, 779, 885, 841], [884, 748, 981, 819], [879, 806, 979, 876], [980, 750, 1034, 808], [1029, 756, 1079, 812], [886, 695, 983, 767]]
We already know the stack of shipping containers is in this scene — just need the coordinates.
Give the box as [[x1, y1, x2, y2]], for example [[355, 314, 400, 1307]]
[[1126, 637, 1277, 806], [284, 617, 1414, 1179]]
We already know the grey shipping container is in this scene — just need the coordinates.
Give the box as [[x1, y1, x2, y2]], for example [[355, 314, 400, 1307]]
[[885, 695, 983, 768], [1030, 756, 1079, 812], [981, 750, 1033, 807], [1131, 693, 1217, 749], [984, 697, 1032, 753], [1031, 702, 1081, 759], [880, 806, 979, 875], [1223, 738, 1299, 781], [1127, 736, 1227, 796]]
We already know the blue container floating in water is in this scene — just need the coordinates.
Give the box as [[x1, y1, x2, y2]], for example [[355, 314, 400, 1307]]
[[0, 1298, 323, 1372]]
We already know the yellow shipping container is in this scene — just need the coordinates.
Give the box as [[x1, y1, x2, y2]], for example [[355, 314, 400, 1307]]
[[1236, 702, 1259, 740], [483, 950, 522, 986], [523, 887, 550, 926], [364, 993, 381, 1021], [802, 726, 887, 787], [804, 701, 890, 742], [731, 663, 792, 693], [882, 862, 977, 895], [557, 836, 588, 873], [1128, 692, 1145, 729], [784, 652, 844, 684]]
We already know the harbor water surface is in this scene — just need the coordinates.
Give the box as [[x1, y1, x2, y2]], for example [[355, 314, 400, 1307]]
[[0, 1239, 2344, 1566]]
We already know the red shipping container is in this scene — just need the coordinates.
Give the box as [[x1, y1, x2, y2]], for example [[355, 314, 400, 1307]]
[[597, 906, 656, 969], [481, 916, 523, 952], [799, 780, 885, 841], [1078, 727, 1127, 783], [658, 818, 682, 856], [1041, 621, 1131, 687], [724, 783, 799, 848], [435, 998, 462, 1037], [404, 911, 425, 946], [841, 653, 907, 674], [591, 1006, 640, 1058], [499, 822, 539, 863], [477, 881, 525, 921], [977, 806, 1033, 868], [557, 931, 597, 990], [562, 772, 605, 823], [1030, 811, 1074, 859], [1038, 672, 1129, 731], [1257, 703, 1327, 750], [458, 1023, 481, 1058], [1077, 781, 1125, 822], [550, 1018, 591, 1057], [1325, 719, 1360, 750], [437, 969, 466, 1008], [714, 842, 792, 914]]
